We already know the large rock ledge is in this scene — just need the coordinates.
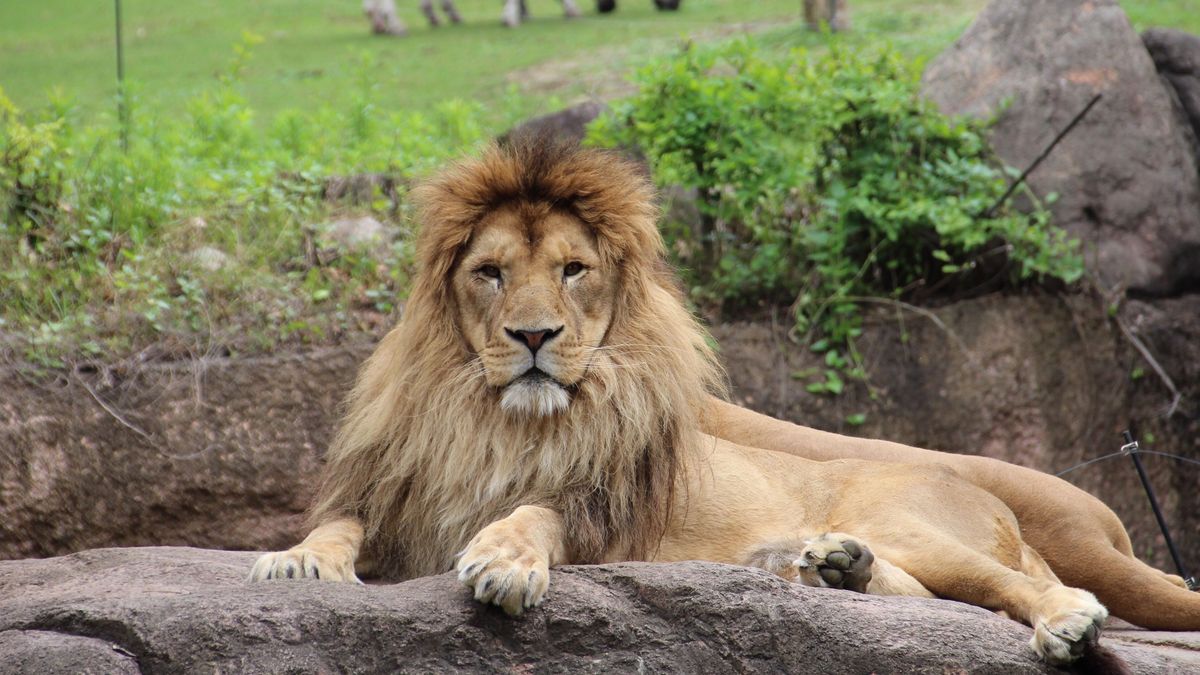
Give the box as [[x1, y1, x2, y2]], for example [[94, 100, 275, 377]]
[[0, 547, 1195, 674]]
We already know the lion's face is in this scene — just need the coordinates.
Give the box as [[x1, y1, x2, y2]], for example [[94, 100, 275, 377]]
[[452, 202, 617, 416]]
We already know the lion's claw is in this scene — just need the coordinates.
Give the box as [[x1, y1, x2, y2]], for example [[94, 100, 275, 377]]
[[248, 547, 361, 584], [456, 537, 549, 616]]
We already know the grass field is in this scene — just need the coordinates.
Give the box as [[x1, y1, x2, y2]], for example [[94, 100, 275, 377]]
[[2, 0, 1196, 366], [4, 0, 1193, 125]]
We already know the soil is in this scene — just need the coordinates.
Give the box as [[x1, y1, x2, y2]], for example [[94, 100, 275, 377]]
[[2, 289, 1196, 576]]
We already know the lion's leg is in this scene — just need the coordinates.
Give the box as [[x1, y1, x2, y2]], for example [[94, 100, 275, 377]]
[[744, 533, 933, 597], [456, 505, 568, 616], [248, 517, 365, 583], [561, 0, 582, 18], [881, 535, 1107, 666]]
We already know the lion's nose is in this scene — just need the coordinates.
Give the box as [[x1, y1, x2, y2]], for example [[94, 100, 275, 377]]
[[505, 326, 563, 354]]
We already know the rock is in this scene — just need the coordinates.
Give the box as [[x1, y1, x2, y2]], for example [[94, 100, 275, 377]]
[[2, 546, 1191, 673], [185, 246, 229, 273], [922, 0, 1200, 296], [320, 172, 402, 212], [0, 630, 139, 674], [0, 345, 372, 559], [502, 101, 608, 145], [1143, 29, 1200, 172], [324, 215, 397, 258]]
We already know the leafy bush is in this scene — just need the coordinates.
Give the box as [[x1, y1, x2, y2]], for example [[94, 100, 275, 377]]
[[0, 42, 496, 366], [588, 39, 1082, 388]]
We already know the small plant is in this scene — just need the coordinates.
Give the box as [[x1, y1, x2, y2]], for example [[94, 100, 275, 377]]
[[0, 40, 495, 365], [589, 39, 1083, 392], [0, 88, 67, 251]]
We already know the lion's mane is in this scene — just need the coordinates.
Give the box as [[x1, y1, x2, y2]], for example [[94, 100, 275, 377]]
[[310, 139, 725, 579]]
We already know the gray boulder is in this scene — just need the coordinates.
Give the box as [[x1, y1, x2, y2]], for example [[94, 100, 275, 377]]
[[922, 0, 1200, 296], [1143, 28, 1200, 173], [324, 215, 399, 261], [502, 101, 608, 145], [2, 547, 1192, 673]]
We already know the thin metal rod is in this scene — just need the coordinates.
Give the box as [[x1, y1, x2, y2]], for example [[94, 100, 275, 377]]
[[982, 93, 1102, 218], [1123, 430, 1192, 587], [115, 0, 128, 152]]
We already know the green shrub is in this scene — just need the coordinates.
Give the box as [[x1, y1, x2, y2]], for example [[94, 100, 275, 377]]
[[0, 42, 495, 366], [588, 39, 1082, 388]]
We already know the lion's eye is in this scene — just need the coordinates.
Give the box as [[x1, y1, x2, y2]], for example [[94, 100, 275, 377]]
[[563, 261, 585, 278], [477, 264, 502, 280]]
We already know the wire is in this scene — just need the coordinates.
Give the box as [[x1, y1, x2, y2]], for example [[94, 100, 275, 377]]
[[1139, 450, 1200, 469], [1056, 448, 1200, 477], [1055, 451, 1124, 477]]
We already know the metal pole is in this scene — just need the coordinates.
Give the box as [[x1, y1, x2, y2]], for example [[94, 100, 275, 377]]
[[1122, 430, 1195, 590], [115, 0, 128, 152]]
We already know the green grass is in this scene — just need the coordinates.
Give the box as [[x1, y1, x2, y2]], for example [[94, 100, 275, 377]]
[[0, 0, 803, 122], [1, 0, 1195, 367], [6, 0, 1187, 124]]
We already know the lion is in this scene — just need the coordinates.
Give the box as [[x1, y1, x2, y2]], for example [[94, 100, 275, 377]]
[[250, 139, 1200, 666]]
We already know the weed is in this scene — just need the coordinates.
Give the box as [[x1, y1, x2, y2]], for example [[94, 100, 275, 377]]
[[589, 38, 1083, 391]]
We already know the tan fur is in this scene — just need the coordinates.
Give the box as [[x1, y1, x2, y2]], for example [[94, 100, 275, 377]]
[[700, 399, 1200, 631], [298, 139, 721, 579], [249, 140, 1194, 665]]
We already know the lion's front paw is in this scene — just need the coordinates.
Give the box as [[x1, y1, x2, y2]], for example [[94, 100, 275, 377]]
[[455, 533, 550, 616], [1030, 588, 1107, 666], [796, 533, 875, 593], [248, 546, 361, 583]]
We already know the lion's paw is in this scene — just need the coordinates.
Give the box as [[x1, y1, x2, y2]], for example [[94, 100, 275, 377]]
[[1030, 588, 1107, 666], [796, 533, 875, 593], [248, 547, 361, 583], [456, 535, 550, 616]]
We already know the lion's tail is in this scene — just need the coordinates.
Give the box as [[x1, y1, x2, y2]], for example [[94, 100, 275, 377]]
[[1064, 542, 1200, 630]]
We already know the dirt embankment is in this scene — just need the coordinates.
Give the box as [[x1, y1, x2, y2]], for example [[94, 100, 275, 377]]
[[0, 346, 371, 558], [713, 292, 1200, 573], [2, 291, 1196, 575]]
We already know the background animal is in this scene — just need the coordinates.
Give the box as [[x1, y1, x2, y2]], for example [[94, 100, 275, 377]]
[[366, 0, 683, 34]]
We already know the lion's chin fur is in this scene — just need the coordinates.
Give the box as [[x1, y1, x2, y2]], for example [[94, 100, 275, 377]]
[[500, 375, 571, 417]]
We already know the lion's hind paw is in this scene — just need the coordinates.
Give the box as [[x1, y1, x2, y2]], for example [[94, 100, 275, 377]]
[[744, 532, 874, 593], [796, 533, 875, 592], [1031, 588, 1107, 666]]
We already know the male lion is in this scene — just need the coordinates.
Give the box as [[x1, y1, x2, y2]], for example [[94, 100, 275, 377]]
[[251, 140, 1199, 666]]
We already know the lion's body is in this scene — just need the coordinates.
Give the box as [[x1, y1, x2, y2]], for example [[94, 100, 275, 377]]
[[657, 440, 1013, 572], [251, 140, 1200, 666], [700, 400, 1200, 630]]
